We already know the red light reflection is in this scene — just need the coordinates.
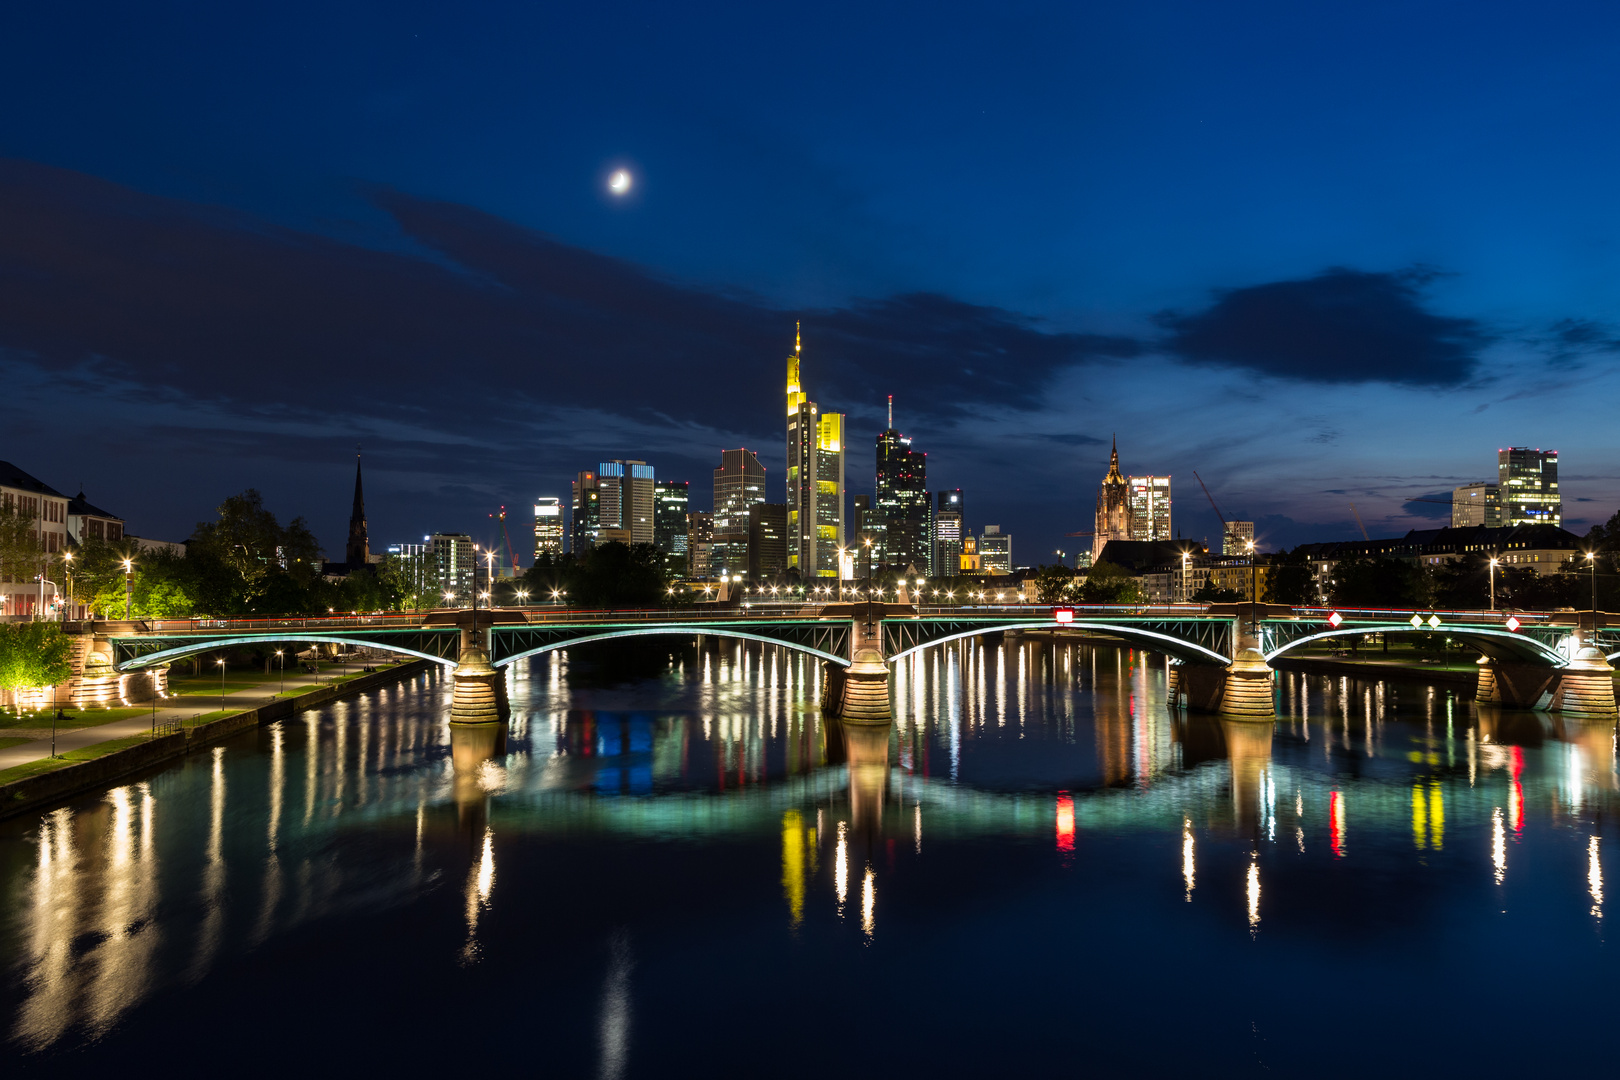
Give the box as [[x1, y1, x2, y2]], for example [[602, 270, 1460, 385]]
[[1056, 793, 1075, 852]]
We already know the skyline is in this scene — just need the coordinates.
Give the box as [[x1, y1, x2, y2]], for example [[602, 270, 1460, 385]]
[[3, 2, 1618, 557]]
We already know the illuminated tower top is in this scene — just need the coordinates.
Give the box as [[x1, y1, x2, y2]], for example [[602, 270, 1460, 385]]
[[786, 321, 806, 415]]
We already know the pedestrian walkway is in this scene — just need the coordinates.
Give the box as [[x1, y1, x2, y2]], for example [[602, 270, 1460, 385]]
[[0, 663, 364, 774]]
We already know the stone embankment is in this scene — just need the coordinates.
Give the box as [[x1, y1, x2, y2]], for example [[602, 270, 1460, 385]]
[[0, 660, 434, 821]]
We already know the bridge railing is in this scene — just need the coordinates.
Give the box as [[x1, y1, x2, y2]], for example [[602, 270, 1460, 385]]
[[1288, 606, 1557, 624]]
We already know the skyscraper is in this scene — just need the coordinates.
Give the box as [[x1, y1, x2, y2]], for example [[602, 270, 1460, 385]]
[[687, 511, 713, 581], [1498, 448, 1560, 526], [427, 533, 474, 603], [571, 471, 600, 552], [934, 489, 964, 577], [1222, 520, 1254, 555], [713, 448, 766, 578], [533, 497, 564, 559], [1451, 482, 1503, 528], [785, 325, 846, 579], [979, 525, 1012, 574], [653, 481, 689, 555], [1127, 475, 1171, 542], [1093, 437, 1132, 562], [875, 396, 932, 574], [598, 460, 656, 545], [748, 503, 788, 579]]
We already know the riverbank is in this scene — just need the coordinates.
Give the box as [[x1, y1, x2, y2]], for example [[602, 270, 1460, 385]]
[[0, 659, 436, 820]]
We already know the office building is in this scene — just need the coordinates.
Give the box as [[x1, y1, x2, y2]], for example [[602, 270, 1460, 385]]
[[1094, 438, 1132, 562], [533, 497, 564, 559], [1127, 474, 1171, 543], [785, 325, 846, 578], [748, 503, 788, 578], [426, 533, 475, 604], [0, 461, 70, 619], [1222, 520, 1255, 555], [934, 489, 964, 577], [687, 512, 714, 581], [1451, 483, 1502, 528], [979, 525, 1012, 574], [713, 448, 766, 578], [875, 397, 932, 573], [598, 460, 656, 545], [853, 493, 885, 573], [571, 471, 601, 552], [1498, 448, 1559, 526], [653, 480, 689, 575]]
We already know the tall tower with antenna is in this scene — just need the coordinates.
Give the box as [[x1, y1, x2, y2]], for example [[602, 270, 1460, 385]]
[[785, 325, 845, 578]]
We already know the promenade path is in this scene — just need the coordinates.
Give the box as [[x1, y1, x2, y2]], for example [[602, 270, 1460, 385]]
[[0, 661, 389, 776]]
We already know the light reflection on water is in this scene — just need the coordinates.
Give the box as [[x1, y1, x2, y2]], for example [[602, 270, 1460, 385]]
[[3, 641, 1620, 1075]]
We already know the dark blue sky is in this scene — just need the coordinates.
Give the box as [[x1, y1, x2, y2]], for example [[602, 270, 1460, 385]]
[[3, 1, 1617, 561]]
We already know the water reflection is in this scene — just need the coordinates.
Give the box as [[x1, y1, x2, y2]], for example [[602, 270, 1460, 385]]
[[7, 643, 1620, 1066]]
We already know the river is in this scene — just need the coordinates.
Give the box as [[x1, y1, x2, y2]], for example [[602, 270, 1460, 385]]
[[3, 636, 1616, 1076]]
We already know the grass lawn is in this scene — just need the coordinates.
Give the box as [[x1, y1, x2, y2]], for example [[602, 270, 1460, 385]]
[[168, 680, 266, 696], [0, 735, 158, 785], [0, 737, 34, 751], [0, 706, 156, 731]]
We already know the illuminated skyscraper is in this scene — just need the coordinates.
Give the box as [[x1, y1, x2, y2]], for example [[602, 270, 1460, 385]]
[[713, 448, 766, 578], [979, 525, 1012, 574], [1498, 448, 1560, 526], [1450, 482, 1502, 528], [875, 397, 931, 573], [1222, 520, 1255, 556], [687, 512, 713, 581], [653, 481, 689, 553], [597, 460, 655, 545], [785, 325, 846, 578], [1127, 475, 1171, 542], [571, 471, 600, 552], [533, 497, 564, 559], [934, 489, 963, 576]]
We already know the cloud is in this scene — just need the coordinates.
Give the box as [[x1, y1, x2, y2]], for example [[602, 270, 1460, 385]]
[[1157, 267, 1488, 386], [1400, 491, 1453, 519]]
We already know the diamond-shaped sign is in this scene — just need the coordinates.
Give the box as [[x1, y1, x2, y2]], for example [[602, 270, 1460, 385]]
[[1506, 615, 1521, 632], [1427, 614, 1442, 628], [1328, 611, 1343, 628], [1409, 614, 1423, 628]]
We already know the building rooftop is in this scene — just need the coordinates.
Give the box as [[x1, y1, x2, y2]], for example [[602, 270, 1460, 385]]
[[0, 461, 66, 498], [68, 490, 123, 522]]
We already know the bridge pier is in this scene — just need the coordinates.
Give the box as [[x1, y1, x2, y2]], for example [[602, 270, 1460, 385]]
[[1551, 645, 1618, 718], [840, 650, 892, 722], [1474, 656, 1558, 708], [1220, 648, 1276, 719], [450, 629, 509, 725]]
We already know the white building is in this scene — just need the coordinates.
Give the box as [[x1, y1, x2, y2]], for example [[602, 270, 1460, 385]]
[[0, 462, 71, 619], [1127, 475, 1172, 542]]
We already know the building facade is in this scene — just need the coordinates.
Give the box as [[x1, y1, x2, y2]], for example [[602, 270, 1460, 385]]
[[426, 533, 475, 604], [712, 448, 766, 579], [1093, 438, 1132, 563], [533, 497, 565, 559], [748, 503, 788, 579], [1127, 475, 1171, 543], [653, 481, 689, 568], [686, 512, 714, 581], [1451, 483, 1503, 528], [979, 525, 1012, 575], [934, 489, 963, 578], [875, 398, 932, 574], [1498, 448, 1559, 526], [1222, 520, 1255, 555], [785, 326, 846, 579], [571, 471, 601, 553], [598, 460, 656, 545], [0, 462, 71, 619]]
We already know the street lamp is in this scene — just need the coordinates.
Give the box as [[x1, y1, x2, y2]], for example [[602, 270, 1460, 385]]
[[1245, 539, 1258, 633], [122, 558, 134, 620], [1488, 557, 1499, 612], [61, 551, 73, 623], [275, 649, 285, 694], [1586, 550, 1598, 638], [217, 656, 227, 715]]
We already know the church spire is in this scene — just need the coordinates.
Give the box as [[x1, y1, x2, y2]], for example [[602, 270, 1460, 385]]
[[1104, 434, 1124, 484], [346, 452, 370, 570]]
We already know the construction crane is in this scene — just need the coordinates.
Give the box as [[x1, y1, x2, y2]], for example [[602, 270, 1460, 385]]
[[1193, 471, 1227, 527], [488, 507, 521, 576], [1348, 504, 1370, 540]]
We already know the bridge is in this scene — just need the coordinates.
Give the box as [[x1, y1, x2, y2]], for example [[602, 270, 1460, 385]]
[[75, 600, 1620, 723]]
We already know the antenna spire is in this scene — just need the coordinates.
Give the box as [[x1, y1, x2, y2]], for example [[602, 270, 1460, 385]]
[[888, 394, 893, 430], [795, 321, 801, 356]]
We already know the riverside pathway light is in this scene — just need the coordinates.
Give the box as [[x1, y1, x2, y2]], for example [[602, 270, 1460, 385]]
[[1246, 540, 1258, 632], [61, 551, 73, 623], [275, 650, 285, 694], [122, 558, 134, 620], [1489, 558, 1499, 611], [1587, 551, 1599, 638], [217, 657, 227, 714]]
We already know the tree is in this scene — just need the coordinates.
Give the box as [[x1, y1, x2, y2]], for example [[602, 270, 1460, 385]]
[[567, 542, 666, 609], [1076, 561, 1141, 604], [1262, 548, 1315, 606], [1190, 581, 1244, 603], [1033, 563, 1077, 604], [0, 622, 73, 701], [1427, 553, 1489, 610], [186, 490, 325, 614], [1329, 556, 1424, 608]]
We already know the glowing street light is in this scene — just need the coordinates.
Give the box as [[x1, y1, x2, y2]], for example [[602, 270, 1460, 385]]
[[1488, 557, 1499, 611], [122, 557, 134, 620]]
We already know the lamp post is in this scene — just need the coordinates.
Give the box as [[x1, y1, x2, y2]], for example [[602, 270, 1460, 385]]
[[1488, 557, 1499, 612], [1245, 539, 1258, 635], [1586, 550, 1598, 639], [61, 551, 73, 623], [275, 649, 285, 694], [122, 558, 134, 620], [217, 656, 227, 715]]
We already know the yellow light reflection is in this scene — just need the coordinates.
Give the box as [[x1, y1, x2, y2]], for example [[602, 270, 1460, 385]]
[[780, 810, 816, 929], [835, 821, 848, 914], [1590, 835, 1604, 919], [1492, 807, 1505, 885], [1428, 781, 1443, 850], [461, 826, 495, 964], [1181, 818, 1195, 901], [861, 865, 875, 941], [1412, 784, 1427, 850], [1246, 855, 1260, 932]]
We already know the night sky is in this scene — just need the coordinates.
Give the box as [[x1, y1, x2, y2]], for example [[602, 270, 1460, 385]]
[[3, 1, 1617, 562]]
